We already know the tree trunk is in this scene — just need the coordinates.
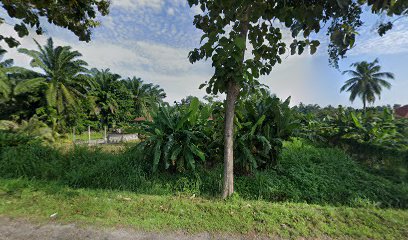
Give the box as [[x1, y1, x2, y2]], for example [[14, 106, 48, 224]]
[[222, 81, 240, 198], [222, 14, 249, 199], [363, 99, 366, 112]]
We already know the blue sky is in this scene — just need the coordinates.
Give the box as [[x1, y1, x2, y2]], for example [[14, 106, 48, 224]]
[[1, 0, 407, 107]]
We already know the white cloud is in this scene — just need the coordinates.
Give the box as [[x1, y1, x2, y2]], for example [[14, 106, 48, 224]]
[[167, 8, 175, 16], [190, 5, 202, 15], [102, 15, 115, 30], [1, 7, 406, 106], [0, 21, 210, 102], [349, 19, 408, 56], [111, 0, 164, 11]]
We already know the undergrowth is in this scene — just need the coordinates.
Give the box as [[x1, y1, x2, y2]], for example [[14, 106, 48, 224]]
[[0, 140, 407, 208]]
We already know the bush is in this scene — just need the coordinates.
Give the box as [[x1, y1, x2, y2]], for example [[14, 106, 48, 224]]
[[0, 131, 35, 149], [0, 144, 148, 191], [135, 98, 211, 173], [236, 139, 408, 208], [234, 94, 299, 172], [0, 117, 55, 143], [0, 143, 62, 179]]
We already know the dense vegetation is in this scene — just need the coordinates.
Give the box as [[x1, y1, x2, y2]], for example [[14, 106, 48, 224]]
[[1, 38, 407, 211], [1, 0, 407, 238], [1, 88, 408, 208], [1, 41, 407, 209], [0, 39, 166, 134], [0, 140, 407, 208]]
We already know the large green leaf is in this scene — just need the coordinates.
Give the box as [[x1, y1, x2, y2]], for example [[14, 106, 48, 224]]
[[185, 150, 195, 170], [189, 143, 205, 162], [350, 112, 364, 129], [234, 37, 246, 50], [152, 141, 162, 172], [187, 97, 200, 124], [250, 115, 266, 135]]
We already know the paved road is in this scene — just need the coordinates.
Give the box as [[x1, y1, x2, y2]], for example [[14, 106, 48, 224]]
[[0, 217, 272, 240]]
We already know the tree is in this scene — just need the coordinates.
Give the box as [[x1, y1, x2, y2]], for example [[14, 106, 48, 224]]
[[341, 59, 394, 110], [123, 77, 166, 118], [89, 68, 125, 127], [18, 38, 91, 128], [0, 48, 44, 105], [187, 0, 407, 198], [0, 0, 110, 48]]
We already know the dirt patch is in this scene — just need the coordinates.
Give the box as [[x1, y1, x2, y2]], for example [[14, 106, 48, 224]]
[[0, 217, 272, 240]]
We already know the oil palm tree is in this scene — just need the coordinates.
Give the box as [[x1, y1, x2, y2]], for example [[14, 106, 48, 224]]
[[18, 38, 91, 114], [123, 77, 166, 118], [0, 47, 16, 100], [0, 48, 44, 104], [89, 68, 123, 126], [341, 59, 394, 110]]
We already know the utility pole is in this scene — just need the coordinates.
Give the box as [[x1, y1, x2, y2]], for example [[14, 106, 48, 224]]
[[104, 126, 107, 143], [88, 125, 91, 145]]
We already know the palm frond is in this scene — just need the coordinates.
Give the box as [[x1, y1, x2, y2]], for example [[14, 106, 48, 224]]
[[14, 77, 46, 95]]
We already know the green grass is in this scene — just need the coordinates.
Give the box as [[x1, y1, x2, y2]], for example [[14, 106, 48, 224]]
[[1, 140, 407, 208], [0, 178, 407, 239], [73, 132, 104, 141]]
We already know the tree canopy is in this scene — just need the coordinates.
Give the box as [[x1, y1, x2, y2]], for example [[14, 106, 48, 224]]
[[187, 0, 408, 198], [0, 0, 110, 48]]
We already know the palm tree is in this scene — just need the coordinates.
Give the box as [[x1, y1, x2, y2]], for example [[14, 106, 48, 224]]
[[0, 47, 16, 100], [18, 38, 90, 114], [123, 77, 166, 118], [89, 68, 123, 126], [341, 59, 394, 110], [0, 48, 44, 104]]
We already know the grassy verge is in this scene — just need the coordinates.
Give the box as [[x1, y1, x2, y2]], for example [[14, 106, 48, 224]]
[[2, 141, 407, 208], [0, 179, 407, 239]]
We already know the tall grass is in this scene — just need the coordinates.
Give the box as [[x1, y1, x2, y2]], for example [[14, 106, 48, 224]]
[[0, 140, 407, 208]]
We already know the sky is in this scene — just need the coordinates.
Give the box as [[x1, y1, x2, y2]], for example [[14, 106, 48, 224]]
[[0, 0, 407, 107]]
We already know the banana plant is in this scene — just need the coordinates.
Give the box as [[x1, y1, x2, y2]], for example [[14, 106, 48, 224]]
[[135, 97, 210, 172], [234, 93, 300, 172], [300, 106, 406, 151]]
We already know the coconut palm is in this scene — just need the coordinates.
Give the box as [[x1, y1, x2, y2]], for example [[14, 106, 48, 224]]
[[18, 38, 90, 114], [341, 59, 394, 110], [123, 77, 166, 117]]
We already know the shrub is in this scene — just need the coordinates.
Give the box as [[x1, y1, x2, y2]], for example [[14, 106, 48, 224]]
[[0, 143, 62, 179], [234, 94, 299, 172], [0, 131, 35, 149], [135, 98, 210, 173], [297, 107, 408, 181], [0, 116, 55, 145], [235, 139, 408, 208]]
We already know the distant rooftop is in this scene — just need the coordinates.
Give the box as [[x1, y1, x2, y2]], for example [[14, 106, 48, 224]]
[[394, 105, 408, 118]]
